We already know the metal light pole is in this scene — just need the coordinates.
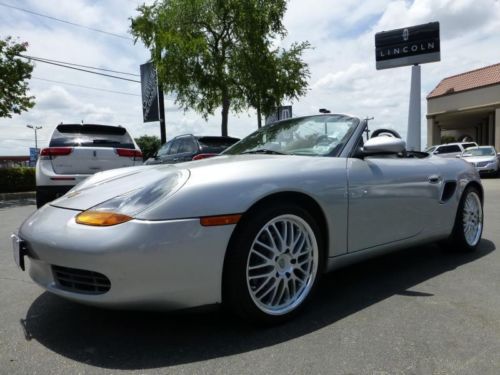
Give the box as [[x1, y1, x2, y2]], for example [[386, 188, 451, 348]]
[[26, 124, 42, 149]]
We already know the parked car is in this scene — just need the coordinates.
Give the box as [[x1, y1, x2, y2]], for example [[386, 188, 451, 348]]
[[35, 123, 142, 208], [425, 142, 478, 158], [144, 134, 240, 165], [14, 114, 483, 324], [459, 146, 499, 176]]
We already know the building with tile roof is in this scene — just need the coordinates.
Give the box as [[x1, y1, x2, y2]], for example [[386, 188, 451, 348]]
[[426, 63, 500, 149]]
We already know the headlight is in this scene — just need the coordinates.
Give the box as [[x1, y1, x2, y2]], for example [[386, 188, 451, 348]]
[[76, 170, 189, 226]]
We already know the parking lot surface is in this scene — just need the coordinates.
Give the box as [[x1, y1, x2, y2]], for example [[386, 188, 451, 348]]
[[1, 180, 500, 374]]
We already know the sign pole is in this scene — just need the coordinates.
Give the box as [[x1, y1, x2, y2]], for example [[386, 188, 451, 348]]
[[407, 64, 421, 151]]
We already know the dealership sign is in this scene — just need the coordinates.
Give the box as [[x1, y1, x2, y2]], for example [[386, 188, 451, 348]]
[[140, 62, 160, 122], [29, 147, 39, 167], [265, 106, 293, 125], [375, 22, 440, 70]]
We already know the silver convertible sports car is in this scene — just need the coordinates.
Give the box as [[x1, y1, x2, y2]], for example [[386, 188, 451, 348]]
[[12, 114, 484, 324]]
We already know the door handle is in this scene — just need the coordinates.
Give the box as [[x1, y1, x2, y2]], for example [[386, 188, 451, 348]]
[[428, 175, 441, 184]]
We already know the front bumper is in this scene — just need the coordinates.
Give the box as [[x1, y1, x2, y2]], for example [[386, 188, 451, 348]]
[[476, 164, 498, 174], [17, 205, 235, 310], [469, 160, 499, 175]]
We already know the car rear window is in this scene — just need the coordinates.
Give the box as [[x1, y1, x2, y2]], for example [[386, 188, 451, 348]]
[[49, 124, 135, 149], [198, 137, 239, 153], [462, 143, 477, 149], [436, 145, 461, 154]]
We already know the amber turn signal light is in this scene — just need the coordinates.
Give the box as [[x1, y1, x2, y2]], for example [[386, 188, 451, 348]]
[[200, 214, 242, 226], [76, 211, 133, 226]]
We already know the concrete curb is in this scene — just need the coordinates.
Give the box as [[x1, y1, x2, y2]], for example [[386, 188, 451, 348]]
[[0, 191, 36, 201]]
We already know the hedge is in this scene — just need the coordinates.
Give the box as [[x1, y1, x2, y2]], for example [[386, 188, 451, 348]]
[[0, 167, 35, 193]]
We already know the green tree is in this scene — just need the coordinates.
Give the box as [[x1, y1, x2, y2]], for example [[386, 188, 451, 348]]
[[440, 135, 456, 144], [0, 37, 35, 118], [130, 0, 310, 135], [238, 41, 310, 128], [135, 135, 161, 161]]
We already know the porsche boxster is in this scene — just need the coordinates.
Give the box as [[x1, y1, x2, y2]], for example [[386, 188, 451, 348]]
[[12, 114, 484, 323]]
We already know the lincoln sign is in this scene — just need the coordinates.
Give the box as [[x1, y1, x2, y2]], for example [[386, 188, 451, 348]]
[[375, 22, 440, 70]]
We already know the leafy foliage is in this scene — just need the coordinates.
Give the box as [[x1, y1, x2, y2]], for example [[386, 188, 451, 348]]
[[135, 135, 161, 161], [440, 135, 456, 144], [130, 0, 310, 135], [0, 37, 35, 118], [0, 167, 35, 193]]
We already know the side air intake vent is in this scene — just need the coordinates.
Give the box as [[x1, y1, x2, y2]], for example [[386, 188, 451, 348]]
[[441, 181, 457, 202]]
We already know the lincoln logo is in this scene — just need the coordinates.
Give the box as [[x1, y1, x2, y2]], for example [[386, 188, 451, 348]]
[[378, 41, 436, 58], [403, 28, 409, 41]]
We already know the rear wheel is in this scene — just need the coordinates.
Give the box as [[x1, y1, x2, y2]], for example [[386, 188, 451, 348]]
[[444, 186, 483, 252], [223, 202, 324, 324]]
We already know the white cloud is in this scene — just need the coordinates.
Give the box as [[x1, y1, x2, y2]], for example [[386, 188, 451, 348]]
[[1, 0, 500, 155]]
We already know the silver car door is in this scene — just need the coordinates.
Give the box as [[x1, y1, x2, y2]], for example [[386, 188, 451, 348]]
[[347, 156, 442, 252]]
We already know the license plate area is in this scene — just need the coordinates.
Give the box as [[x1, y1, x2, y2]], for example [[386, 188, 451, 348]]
[[11, 234, 27, 271]]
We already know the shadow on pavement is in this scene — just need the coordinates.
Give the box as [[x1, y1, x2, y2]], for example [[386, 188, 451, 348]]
[[24, 239, 495, 370], [0, 198, 35, 210]]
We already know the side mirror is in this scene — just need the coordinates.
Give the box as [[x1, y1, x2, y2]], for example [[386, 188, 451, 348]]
[[361, 136, 406, 156]]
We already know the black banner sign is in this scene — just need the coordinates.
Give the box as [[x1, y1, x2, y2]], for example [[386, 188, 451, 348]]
[[375, 22, 440, 70], [140, 62, 160, 122]]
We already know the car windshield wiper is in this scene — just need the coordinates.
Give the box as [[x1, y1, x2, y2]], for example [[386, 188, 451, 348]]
[[241, 149, 287, 155]]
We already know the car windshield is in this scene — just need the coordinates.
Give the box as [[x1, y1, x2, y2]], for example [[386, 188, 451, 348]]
[[223, 115, 359, 156], [462, 147, 495, 157]]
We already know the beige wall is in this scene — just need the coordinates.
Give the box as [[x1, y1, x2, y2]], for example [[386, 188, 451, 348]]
[[428, 85, 500, 115], [427, 83, 500, 148], [496, 108, 500, 150]]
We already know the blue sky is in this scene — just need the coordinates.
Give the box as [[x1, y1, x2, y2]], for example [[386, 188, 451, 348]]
[[1, 0, 500, 155]]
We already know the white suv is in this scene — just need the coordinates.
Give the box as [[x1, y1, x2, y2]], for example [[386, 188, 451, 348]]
[[36, 123, 142, 208], [425, 142, 478, 158]]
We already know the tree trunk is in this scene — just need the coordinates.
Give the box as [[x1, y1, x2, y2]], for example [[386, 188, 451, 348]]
[[221, 95, 230, 136], [257, 106, 262, 128]]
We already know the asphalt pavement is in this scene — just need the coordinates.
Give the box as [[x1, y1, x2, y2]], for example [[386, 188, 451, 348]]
[[1, 181, 500, 375]]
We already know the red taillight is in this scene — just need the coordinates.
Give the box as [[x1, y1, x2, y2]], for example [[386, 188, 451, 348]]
[[192, 153, 218, 161], [40, 147, 73, 156], [116, 148, 143, 158]]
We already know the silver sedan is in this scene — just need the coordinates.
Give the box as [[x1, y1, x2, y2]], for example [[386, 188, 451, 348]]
[[459, 146, 499, 176], [13, 114, 484, 324]]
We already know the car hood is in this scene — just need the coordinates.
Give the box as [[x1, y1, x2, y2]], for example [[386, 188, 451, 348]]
[[49, 154, 345, 215], [462, 156, 497, 163], [50, 165, 190, 211]]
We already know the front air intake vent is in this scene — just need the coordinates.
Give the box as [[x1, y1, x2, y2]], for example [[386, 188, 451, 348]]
[[52, 265, 111, 294]]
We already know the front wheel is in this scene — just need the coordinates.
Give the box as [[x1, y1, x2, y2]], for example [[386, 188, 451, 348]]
[[223, 202, 324, 324], [444, 186, 483, 252]]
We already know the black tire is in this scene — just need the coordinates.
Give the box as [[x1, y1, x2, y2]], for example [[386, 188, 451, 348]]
[[35, 188, 51, 208], [223, 201, 325, 324], [442, 185, 483, 252]]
